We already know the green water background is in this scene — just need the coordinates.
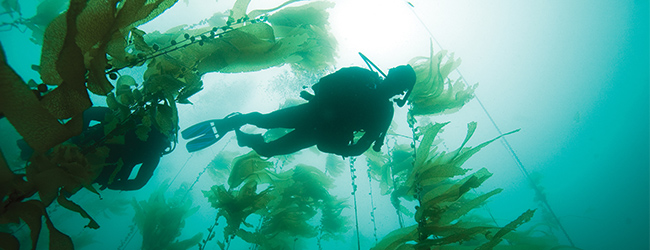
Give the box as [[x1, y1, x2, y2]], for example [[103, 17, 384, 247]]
[[0, 0, 648, 249]]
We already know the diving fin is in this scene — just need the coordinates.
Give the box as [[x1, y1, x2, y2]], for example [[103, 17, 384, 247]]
[[182, 113, 243, 152], [185, 132, 224, 152], [182, 120, 222, 152], [181, 120, 219, 140]]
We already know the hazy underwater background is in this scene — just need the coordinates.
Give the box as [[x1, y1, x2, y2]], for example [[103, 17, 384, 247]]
[[0, 0, 648, 250]]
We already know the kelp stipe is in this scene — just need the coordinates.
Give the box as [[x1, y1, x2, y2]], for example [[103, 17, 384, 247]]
[[349, 157, 361, 250], [366, 158, 380, 243]]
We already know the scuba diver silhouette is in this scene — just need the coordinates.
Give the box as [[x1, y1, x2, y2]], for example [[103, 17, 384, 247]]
[[80, 107, 171, 190], [17, 106, 171, 190], [182, 62, 416, 158]]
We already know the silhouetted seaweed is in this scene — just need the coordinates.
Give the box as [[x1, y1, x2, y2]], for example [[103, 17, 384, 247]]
[[0, 0, 571, 249], [132, 182, 202, 250], [202, 152, 349, 250], [0, 144, 99, 250], [407, 42, 477, 116], [366, 120, 532, 249]]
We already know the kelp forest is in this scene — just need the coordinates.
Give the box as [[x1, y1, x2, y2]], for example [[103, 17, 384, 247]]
[[0, 0, 573, 249]]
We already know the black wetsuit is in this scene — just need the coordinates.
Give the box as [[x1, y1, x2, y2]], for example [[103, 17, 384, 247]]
[[234, 67, 393, 157], [79, 107, 169, 190]]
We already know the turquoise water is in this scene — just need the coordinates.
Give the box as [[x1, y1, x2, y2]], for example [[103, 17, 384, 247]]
[[0, 0, 648, 249]]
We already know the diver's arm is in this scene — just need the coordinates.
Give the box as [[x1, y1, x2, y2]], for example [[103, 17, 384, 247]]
[[322, 105, 394, 157], [300, 90, 315, 101], [373, 131, 386, 152], [347, 132, 380, 156], [371, 105, 394, 152], [106, 157, 159, 190], [318, 130, 379, 157]]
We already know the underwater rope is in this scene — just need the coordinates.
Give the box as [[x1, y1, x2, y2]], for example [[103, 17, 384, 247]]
[[317, 225, 324, 250], [366, 162, 379, 243], [182, 137, 233, 199], [349, 157, 361, 250], [168, 153, 194, 189], [401, 1, 576, 247], [118, 224, 138, 250], [199, 214, 222, 250], [249, 215, 264, 250], [119, 137, 232, 250]]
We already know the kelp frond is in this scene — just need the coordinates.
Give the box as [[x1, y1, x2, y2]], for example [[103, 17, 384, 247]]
[[203, 152, 349, 249], [407, 41, 477, 116], [142, 0, 337, 78], [132, 182, 202, 250], [370, 225, 418, 250], [227, 151, 275, 188], [41, 0, 178, 94], [0, 42, 84, 154], [370, 121, 527, 249], [0, 148, 85, 250]]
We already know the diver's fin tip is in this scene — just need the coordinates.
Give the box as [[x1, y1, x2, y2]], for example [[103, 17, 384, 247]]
[[181, 120, 219, 140], [185, 133, 222, 152]]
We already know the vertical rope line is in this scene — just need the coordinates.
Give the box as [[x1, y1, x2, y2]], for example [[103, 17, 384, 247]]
[[250, 215, 264, 250], [366, 163, 379, 243], [124, 136, 233, 250], [117, 225, 138, 250], [182, 137, 233, 200], [401, 1, 575, 247], [349, 157, 361, 250], [121, 140, 197, 250], [168, 153, 194, 189], [317, 225, 324, 250], [391, 171, 404, 228]]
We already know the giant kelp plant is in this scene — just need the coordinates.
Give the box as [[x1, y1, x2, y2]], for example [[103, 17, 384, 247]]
[[1, 0, 337, 248], [132, 181, 202, 250], [201, 152, 349, 249], [0, 0, 566, 249], [359, 44, 564, 250], [188, 44, 565, 249]]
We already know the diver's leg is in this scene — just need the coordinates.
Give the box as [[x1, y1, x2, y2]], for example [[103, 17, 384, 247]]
[[235, 129, 317, 157], [226, 104, 314, 130], [82, 106, 111, 128]]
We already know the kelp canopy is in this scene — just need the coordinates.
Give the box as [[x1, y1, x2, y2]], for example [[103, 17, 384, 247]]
[[0, 0, 567, 249]]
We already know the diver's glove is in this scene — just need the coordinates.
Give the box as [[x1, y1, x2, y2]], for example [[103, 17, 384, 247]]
[[300, 90, 315, 101], [372, 140, 383, 152]]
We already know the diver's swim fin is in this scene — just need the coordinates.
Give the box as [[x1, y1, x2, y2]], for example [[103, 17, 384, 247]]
[[181, 120, 219, 140], [182, 120, 223, 152], [185, 132, 224, 152], [182, 113, 242, 152]]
